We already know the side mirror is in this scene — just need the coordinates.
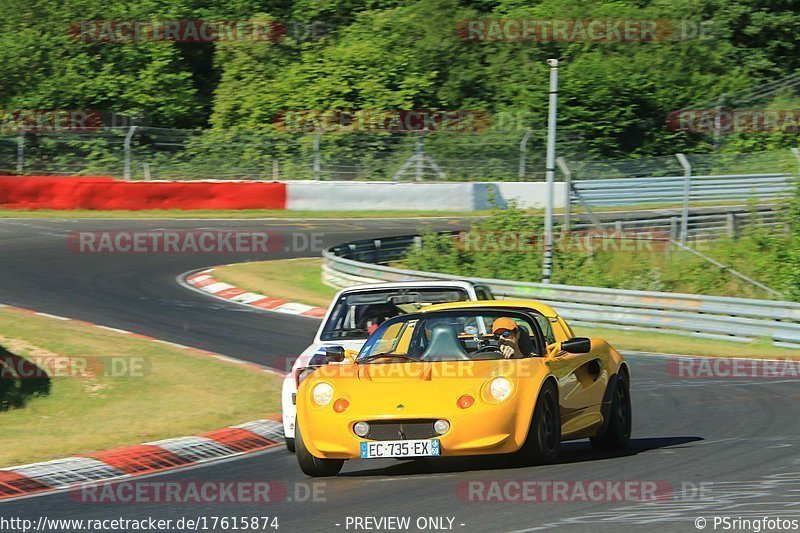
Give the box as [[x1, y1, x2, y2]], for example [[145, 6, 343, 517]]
[[325, 346, 346, 363], [561, 337, 592, 354]]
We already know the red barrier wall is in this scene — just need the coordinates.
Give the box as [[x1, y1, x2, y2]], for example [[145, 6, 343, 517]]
[[0, 176, 287, 210]]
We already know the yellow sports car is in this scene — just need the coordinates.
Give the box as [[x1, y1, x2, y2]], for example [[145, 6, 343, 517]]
[[294, 300, 631, 477]]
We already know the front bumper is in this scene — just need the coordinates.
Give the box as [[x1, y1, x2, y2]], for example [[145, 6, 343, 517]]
[[300, 406, 526, 460]]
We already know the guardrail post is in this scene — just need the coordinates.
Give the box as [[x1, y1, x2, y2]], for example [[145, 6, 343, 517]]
[[373, 239, 382, 264], [556, 157, 572, 231], [16, 133, 24, 174], [413, 236, 423, 249], [667, 217, 678, 260], [313, 128, 322, 180], [123, 125, 138, 180], [726, 212, 737, 239], [675, 153, 692, 245], [792, 148, 800, 175], [518, 130, 532, 180], [415, 132, 424, 181]]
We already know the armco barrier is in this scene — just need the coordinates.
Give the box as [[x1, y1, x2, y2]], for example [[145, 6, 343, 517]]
[[0, 176, 287, 210], [572, 173, 793, 207], [322, 235, 800, 348], [570, 205, 784, 241]]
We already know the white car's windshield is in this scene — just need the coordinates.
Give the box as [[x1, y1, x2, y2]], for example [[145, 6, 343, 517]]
[[357, 309, 546, 362], [320, 287, 471, 341]]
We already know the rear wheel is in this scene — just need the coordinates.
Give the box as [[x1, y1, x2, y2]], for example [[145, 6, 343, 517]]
[[295, 422, 344, 477], [516, 380, 560, 465], [285, 438, 295, 453], [591, 372, 631, 450]]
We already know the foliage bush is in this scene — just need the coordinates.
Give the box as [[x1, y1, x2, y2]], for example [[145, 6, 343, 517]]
[[404, 205, 798, 300]]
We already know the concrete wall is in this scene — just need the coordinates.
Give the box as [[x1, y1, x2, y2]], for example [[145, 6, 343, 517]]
[[286, 181, 567, 211], [492, 182, 568, 209], [286, 181, 481, 211], [0, 175, 566, 212]]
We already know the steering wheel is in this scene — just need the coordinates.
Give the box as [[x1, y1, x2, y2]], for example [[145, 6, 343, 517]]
[[471, 345, 503, 358]]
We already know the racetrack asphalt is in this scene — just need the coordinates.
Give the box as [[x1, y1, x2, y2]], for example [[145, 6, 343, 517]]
[[1, 218, 799, 532]]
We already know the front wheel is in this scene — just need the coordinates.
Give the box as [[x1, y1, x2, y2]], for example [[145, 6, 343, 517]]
[[516, 380, 560, 465], [591, 372, 632, 450], [295, 422, 344, 477]]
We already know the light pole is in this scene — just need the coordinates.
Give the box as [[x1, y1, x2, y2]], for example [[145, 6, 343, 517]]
[[542, 58, 559, 284]]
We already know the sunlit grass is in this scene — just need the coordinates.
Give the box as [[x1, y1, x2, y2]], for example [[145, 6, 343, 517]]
[[0, 308, 281, 467]]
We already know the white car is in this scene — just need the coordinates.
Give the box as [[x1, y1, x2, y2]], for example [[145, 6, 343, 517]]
[[281, 280, 493, 452]]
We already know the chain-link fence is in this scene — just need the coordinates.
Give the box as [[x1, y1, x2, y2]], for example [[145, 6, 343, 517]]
[[566, 149, 800, 180], [0, 126, 562, 181], [1, 126, 797, 188]]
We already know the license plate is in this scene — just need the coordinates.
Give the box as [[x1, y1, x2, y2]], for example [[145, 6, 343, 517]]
[[360, 439, 440, 459]]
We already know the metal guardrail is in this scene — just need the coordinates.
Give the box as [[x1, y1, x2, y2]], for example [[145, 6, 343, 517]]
[[323, 234, 800, 348], [568, 205, 784, 241], [572, 173, 794, 207]]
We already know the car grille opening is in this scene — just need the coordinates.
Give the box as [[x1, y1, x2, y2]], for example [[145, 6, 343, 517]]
[[361, 419, 439, 441]]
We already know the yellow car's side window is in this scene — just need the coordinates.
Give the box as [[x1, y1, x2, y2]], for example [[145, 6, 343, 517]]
[[371, 321, 405, 354], [392, 319, 417, 354], [531, 315, 556, 345]]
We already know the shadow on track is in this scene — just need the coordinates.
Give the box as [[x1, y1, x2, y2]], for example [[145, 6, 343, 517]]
[[0, 345, 51, 411], [338, 436, 704, 478]]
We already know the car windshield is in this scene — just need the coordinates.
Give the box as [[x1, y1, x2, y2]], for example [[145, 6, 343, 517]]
[[357, 309, 544, 362], [320, 287, 471, 341]]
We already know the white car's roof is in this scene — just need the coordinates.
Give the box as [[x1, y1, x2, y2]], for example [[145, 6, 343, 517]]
[[313, 280, 485, 343], [335, 280, 479, 294]]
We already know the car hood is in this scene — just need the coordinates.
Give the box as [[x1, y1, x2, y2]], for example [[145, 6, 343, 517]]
[[310, 358, 547, 390], [301, 359, 549, 417]]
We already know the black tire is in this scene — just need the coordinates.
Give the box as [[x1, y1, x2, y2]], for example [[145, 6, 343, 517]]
[[285, 437, 296, 453], [516, 379, 560, 465], [591, 372, 632, 451], [295, 422, 344, 477]]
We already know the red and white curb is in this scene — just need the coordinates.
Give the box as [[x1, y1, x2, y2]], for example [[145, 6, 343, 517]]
[[0, 303, 286, 501], [182, 268, 327, 318], [0, 419, 284, 500]]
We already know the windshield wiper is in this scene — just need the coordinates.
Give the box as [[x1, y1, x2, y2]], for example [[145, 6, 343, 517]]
[[359, 352, 418, 363]]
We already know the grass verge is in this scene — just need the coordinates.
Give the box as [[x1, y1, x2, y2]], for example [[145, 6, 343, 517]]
[[213, 258, 338, 308], [574, 325, 798, 359], [214, 258, 798, 359], [0, 307, 280, 467]]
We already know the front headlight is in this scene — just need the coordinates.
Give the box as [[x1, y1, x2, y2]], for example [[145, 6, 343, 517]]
[[489, 377, 513, 401], [312, 383, 334, 406]]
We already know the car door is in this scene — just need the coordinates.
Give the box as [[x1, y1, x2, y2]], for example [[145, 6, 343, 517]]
[[546, 347, 609, 438], [549, 351, 608, 414], [533, 314, 608, 416]]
